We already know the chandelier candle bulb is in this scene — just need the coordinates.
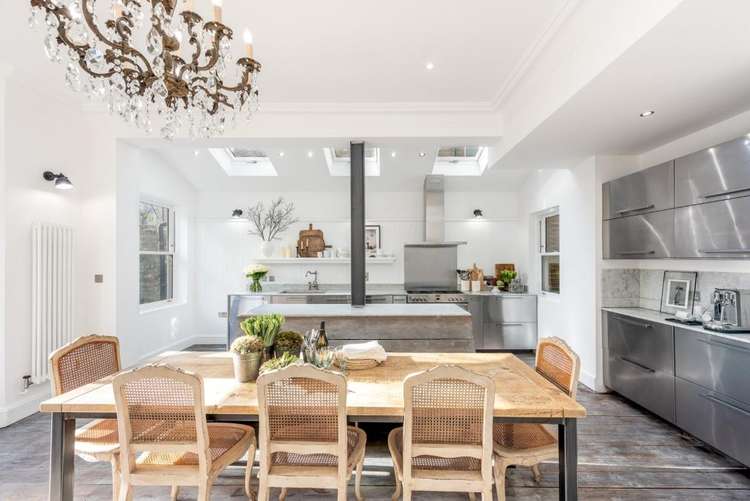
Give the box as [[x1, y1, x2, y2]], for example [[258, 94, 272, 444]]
[[113, 1, 123, 17], [243, 29, 254, 59], [212, 0, 223, 22]]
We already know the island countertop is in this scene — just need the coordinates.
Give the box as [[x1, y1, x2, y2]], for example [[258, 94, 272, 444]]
[[244, 303, 470, 318]]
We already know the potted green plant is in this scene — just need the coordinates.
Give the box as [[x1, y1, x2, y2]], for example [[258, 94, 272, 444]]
[[498, 269, 518, 291], [229, 335, 264, 382], [240, 314, 284, 362], [274, 330, 304, 358], [244, 263, 269, 293], [259, 352, 299, 375]]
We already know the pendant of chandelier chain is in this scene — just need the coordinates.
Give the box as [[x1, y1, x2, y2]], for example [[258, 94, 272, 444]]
[[28, 0, 262, 138]]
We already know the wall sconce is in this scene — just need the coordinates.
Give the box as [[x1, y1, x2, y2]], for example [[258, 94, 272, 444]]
[[232, 209, 244, 218], [473, 209, 484, 219], [43, 171, 73, 190]]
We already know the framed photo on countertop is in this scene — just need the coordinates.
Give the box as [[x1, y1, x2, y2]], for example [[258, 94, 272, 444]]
[[365, 224, 381, 257], [660, 270, 698, 315]]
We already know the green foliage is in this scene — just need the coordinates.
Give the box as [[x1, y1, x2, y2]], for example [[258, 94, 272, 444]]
[[498, 269, 517, 285], [275, 330, 303, 351], [240, 314, 284, 347], [259, 352, 299, 374], [230, 335, 264, 355]]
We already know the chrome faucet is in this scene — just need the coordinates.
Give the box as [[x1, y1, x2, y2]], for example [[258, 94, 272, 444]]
[[306, 270, 320, 291]]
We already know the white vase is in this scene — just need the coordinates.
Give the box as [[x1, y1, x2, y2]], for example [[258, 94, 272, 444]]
[[260, 241, 274, 257]]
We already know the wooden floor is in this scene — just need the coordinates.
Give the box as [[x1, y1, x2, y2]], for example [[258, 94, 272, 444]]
[[2, 350, 749, 500]]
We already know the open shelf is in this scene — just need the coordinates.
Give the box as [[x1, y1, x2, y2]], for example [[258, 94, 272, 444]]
[[254, 257, 397, 264]]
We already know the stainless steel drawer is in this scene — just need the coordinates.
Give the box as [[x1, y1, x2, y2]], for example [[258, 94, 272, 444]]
[[608, 355, 676, 423], [675, 136, 750, 207], [603, 161, 674, 219], [675, 328, 750, 405], [673, 197, 750, 258], [484, 296, 537, 324], [271, 295, 309, 304], [676, 377, 750, 467], [603, 210, 675, 259], [482, 323, 537, 350]]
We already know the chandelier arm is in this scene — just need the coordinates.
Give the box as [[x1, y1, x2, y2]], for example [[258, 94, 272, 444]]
[[192, 23, 231, 73]]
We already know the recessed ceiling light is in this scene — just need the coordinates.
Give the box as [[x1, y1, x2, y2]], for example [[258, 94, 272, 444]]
[[391, 151, 397, 158], [419, 152, 426, 157], [279, 151, 285, 157], [640, 110, 655, 117], [307, 151, 314, 158], [194, 150, 200, 156], [425, 62, 435, 71]]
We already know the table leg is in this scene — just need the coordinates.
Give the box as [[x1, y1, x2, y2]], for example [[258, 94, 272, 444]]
[[49, 413, 76, 501], [558, 418, 578, 501]]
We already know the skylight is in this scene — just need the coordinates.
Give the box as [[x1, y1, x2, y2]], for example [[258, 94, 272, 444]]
[[432, 146, 489, 176], [208, 148, 278, 176], [323, 147, 381, 176]]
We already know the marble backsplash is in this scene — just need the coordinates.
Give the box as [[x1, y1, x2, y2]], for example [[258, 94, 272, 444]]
[[601, 269, 750, 314]]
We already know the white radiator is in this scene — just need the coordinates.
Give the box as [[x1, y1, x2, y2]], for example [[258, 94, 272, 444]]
[[31, 223, 74, 384]]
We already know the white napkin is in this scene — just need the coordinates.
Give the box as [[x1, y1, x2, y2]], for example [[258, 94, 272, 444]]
[[341, 341, 387, 362]]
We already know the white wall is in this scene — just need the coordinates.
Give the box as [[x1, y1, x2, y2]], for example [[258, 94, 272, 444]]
[[194, 188, 526, 339], [115, 143, 199, 365]]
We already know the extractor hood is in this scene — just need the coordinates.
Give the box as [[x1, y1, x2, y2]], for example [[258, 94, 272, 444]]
[[405, 175, 466, 247]]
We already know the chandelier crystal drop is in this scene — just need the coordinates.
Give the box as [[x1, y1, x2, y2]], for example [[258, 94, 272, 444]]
[[29, 0, 261, 139]]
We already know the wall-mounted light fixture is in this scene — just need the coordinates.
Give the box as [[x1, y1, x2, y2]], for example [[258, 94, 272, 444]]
[[473, 209, 484, 219], [232, 209, 244, 218], [43, 171, 73, 190]]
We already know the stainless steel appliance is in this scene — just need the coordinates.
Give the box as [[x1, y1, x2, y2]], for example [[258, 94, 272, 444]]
[[705, 288, 750, 333], [406, 290, 467, 305], [481, 295, 538, 350]]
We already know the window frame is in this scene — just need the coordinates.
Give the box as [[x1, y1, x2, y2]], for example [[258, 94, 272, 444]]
[[138, 198, 176, 309], [537, 208, 560, 295]]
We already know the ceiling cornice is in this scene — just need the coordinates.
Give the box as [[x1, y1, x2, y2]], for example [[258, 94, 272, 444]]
[[258, 101, 496, 114], [490, 0, 580, 111]]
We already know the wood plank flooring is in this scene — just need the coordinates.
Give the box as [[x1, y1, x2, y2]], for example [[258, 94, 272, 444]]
[[1, 349, 748, 500]]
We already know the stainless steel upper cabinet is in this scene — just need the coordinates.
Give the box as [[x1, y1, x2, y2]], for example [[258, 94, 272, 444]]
[[674, 196, 750, 258], [603, 161, 674, 220], [603, 210, 675, 259], [675, 137, 750, 207]]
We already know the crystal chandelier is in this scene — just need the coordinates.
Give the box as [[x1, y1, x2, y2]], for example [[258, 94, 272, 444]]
[[28, 0, 261, 139]]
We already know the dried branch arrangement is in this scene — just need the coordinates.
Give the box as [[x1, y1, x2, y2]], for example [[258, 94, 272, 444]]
[[246, 198, 298, 241]]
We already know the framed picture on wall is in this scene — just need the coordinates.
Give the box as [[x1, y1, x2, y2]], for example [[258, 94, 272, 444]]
[[660, 271, 698, 315], [365, 225, 381, 257]]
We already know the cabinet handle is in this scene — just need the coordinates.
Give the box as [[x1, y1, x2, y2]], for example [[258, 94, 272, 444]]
[[696, 337, 750, 354], [499, 322, 525, 326], [616, 250, 656, 256], [700, 186, 750, 199], [618, 356, 656, 373], [702, 394, 750, 418], [698, 249, 750, 254], [615, 316, 654, 329], [616, 204, 655, 215]]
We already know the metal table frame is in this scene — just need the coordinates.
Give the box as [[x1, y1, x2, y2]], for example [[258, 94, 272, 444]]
[[49, 412, 578, 501]]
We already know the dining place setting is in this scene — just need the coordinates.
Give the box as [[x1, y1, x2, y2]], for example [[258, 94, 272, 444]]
[[41, 314, 585, 501]]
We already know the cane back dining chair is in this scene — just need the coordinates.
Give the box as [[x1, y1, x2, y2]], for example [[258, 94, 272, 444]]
[[256, 364, 367, 501], [388, 365, 496, 501], [112, 364, 257, 501], [49, 335, 122, 501], [492, 337, 581, 501]]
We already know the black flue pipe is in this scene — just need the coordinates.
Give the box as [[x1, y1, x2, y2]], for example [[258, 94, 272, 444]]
[[350, 141, 366, 307]]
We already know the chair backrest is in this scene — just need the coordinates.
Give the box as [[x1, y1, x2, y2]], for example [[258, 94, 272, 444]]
[[113, 364, 210, 479], [535, 337, 581, 399], [257, 364, 347, 474], [402, 365, 495, 480], [49, 335, 121, 395]]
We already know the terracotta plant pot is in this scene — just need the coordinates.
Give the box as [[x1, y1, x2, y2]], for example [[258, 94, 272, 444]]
[[232, 352, 262, 383]]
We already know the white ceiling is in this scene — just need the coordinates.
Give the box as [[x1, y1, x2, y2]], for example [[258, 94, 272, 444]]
[[144, 138, 528, 192]]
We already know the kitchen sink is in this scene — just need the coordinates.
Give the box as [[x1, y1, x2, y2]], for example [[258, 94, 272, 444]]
[[279, 289, 327, 294]]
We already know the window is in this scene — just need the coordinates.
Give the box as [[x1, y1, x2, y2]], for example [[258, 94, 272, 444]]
[[139, 200, 175, 305], [538, 210, 560, 294]]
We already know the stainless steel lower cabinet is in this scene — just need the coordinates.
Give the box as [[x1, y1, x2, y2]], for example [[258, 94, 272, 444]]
[[676, 377, 750, 466], [482, 322, 537, 350], [481, 295, 537, 350]]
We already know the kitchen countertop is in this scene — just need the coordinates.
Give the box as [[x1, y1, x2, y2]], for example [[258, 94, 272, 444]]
[[602, 307, 750, 345], [245, 303, 471, 317], [230, 288, 535, 297], [463, 291, 536, 297]]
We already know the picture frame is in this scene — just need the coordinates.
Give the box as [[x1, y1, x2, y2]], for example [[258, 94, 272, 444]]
[[365, 224, 381, 257], [660, 270, 698, 315]]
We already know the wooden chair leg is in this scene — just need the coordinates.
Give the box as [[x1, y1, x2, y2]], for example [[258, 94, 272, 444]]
[[493, 459, 508, 501], [170, 485, 180, 501], [198, 479, 212, 501], [110, 454, 121, 501], [468, 493, 476, 501], [391, 480, 402, 501], [118, 482, 133, 501], [531, 464, 543, 483], [355, 457, 365, 501], [337, 480, 347, 501], [279, 488, 288, 501], [402, 485, 412, 501], [245, 444, 256, 500], [258, 476, 269, 501], [481, 488, 493, 501]]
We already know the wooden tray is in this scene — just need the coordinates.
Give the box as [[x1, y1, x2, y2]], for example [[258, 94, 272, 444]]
[[334, 358, 382, 370]]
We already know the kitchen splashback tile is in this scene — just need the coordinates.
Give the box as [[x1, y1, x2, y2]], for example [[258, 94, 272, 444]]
[[601, 269, 640, 307]]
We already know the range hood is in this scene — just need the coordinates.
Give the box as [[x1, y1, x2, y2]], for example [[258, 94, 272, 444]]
[[405, 175, 466, 247]]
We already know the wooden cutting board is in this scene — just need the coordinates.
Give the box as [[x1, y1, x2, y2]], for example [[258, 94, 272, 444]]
[[495, 263, 516, 277], [297, 224, 326, 257]]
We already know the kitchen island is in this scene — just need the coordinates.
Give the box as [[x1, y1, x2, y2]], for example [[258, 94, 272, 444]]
[[231, 303, 474, 352]]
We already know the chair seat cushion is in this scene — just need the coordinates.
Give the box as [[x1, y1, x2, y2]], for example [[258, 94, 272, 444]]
[[492, 423, 556, 454], [137, 423, 255, 467], [271, 426, 366, 469], [389, 427, 481, 479], [74, 419, 119, 460]]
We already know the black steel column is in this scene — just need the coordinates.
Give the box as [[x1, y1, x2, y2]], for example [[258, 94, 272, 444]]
[[350, 141, 366, 307], [558, 418, 578, 501], [49, 413, 76, 501]]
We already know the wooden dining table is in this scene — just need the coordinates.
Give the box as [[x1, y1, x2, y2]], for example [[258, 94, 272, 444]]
[[40, 351, 586, 501]]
